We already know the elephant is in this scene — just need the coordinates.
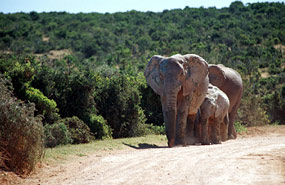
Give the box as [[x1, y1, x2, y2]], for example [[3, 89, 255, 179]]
[[208, 64, 243, 139], [198, 84, 230, 145], [144, 54, 209, 147]]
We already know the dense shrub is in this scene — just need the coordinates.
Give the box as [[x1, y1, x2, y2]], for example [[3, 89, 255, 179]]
[[89, 114, 112, 139], [44, 122, 72, 148], [146, 124, 166, 135], [94, 74, 147, 138], [140, 85, 163, 125], [263, 84, 285, 124], [237, 76, 270, 126], [0, 76, 44, 175], [59, 116, 93, 144], [25, 85, 60, 124]]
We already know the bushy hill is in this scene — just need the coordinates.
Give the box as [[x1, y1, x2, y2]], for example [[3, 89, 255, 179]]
[[0, 1, 284, 141]]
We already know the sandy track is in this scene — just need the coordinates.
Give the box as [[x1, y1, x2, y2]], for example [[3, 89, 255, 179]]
[[23, 126, 285, 185]]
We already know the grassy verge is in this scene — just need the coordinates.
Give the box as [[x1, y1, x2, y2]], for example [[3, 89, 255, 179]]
[[43, 134, 167, 164], [234, 122, 247, 133]]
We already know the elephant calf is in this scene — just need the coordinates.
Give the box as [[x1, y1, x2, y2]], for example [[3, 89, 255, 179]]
[[198, 84, 230, 145]]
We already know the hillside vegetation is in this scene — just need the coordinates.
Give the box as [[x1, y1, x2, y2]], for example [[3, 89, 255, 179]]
[[0, 1, 284, 174]]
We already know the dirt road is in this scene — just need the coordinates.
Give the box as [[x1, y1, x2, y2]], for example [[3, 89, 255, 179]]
[[20, 126, 285, 184]]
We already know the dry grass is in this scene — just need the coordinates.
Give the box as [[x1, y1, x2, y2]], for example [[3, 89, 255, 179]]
[[274, 44, 285, 55], [44, 135, 167, 164], [34, 49, 72, 60], [258, 67, 270, 78]]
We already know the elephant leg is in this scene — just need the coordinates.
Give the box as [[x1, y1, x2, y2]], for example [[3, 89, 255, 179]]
[[175, 94, 190, 146], [184, 114, 198, 145], [201, 117, 210, 145], [166, 110, 176, 147], [161, 96, 176, 147], [228, 109, 238, 139], [211, 118, 221, 144], [186, 114, 196, 137], [220, 114, 229, 142], [194, 110, 201, 139], [175, 110, 188, 146], [228, 92, 242, 139]]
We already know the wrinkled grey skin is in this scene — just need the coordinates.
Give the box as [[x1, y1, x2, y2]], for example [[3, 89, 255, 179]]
[[208, 64, 243, 139], [199, 84, 230, 145], [144, 54, 209, 147]]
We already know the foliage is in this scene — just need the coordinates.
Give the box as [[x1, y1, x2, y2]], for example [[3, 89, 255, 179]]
[[0, 1, 284, 151], [140, 85, 163, 125], [237, 74, 270, 126], [58, 116, 94, 144], [146, 124, 166, 135], [234, 121, 247, 133], [25, 86, 60, 124], [44, 122, 72, 148], [94, 74, 147, 138], [89, 114, 112, 139], [0, 76, 44, 175], [263, 84, 285, 124]]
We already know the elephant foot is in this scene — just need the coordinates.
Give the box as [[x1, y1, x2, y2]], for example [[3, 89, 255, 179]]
[[201, 136, 210, 145], [228, 134, 236, 140], [174, 137, 186, 146], [221, 136, 227, 142], [168, 138, 175, 148], [201, 139, 211, 145], [202, 142, 210, 145], [212, 140, 221, 144]]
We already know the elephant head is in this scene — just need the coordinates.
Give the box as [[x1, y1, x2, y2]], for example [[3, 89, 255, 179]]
[[208, 64, 226, 87], [144, 54, 209, 147]]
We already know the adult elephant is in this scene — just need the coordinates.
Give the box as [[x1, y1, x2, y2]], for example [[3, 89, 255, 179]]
[[144, 54, 209, 147], [208, 64, 243, 139]]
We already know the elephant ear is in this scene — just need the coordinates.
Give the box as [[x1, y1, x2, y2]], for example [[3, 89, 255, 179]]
[[182, 54, 209, 96], [144, 55, 165, 96], [208, 64, 226, 88]]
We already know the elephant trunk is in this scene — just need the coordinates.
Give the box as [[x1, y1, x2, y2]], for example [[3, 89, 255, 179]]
[[164, 86, 178, 148]]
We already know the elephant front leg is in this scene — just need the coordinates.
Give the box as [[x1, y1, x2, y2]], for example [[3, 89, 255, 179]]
[[175, 110, 188, 146], [161, 96, 176, 148], [166, 110, 176, 147], [211, 118, 221, 144], [175, 94, 190, 146], [186, 114, 197, 137], [201, 117, 210, 145]]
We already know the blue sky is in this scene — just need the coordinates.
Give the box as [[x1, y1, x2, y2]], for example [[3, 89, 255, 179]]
[[1, 0, 284, 13]]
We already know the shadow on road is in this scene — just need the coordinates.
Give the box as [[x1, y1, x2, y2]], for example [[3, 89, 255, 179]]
[[123, 142, 168, 149]]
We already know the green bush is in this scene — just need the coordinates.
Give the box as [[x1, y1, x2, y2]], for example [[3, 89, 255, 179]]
[[60, 116, 93, 144], [94, 74, 147, 138], [263, 84, 285, 124], [44, 123, 72, 148], [146, 124, 166, 135], [25, 85, 60, 124], [237, 77, 270, 126], [89, 114, 112, 139], [0, 76, 44, 175], [234, 121, 247, 133]]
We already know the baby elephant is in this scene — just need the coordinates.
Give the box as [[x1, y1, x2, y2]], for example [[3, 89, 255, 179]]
[[199, 84, 230, 145]]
